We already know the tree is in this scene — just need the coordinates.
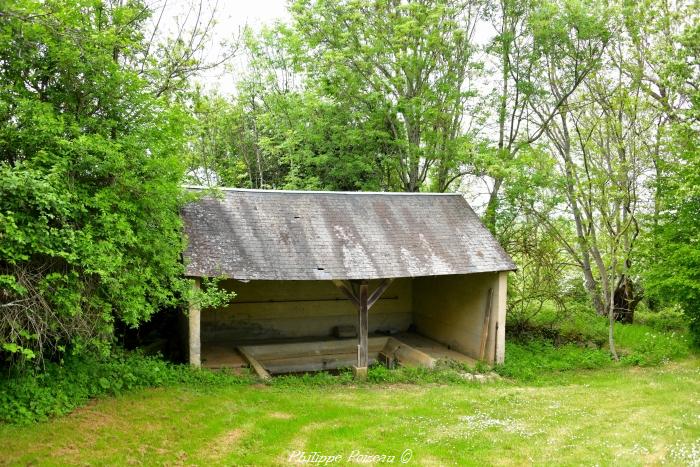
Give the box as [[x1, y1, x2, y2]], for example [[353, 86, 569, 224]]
[[186, 25, 391, 191], [643, 2, 700, 345], [0, 0, 192, 365], [290, 0, 484, 192], [482, 0, 610, 231]]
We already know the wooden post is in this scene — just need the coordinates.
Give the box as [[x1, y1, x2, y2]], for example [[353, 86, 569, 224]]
[[189, 278, 201, 367], [332, 278, 394, 379], [357, 280, 369, 372], [479, 287, 493, 362]]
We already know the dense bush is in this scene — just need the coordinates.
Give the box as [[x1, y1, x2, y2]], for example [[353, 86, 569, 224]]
[[642, 18, 700, 347], [506, 302, 609, 346], [0, 351, 251, 424], [0, 0, 195, 365]]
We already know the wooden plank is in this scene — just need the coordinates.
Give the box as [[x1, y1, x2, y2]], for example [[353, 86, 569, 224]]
[[495, 271, 508, 364], [367, 278, 394, 309], [241, 337, 388, 360], [381, 337, 436, 368], [479, 288, 494, 361], [237, 347, 271, 381], [262, 353, 364, 373], [265, 357, 379, 375], [202, 343, 247, 369], [262, 352, 359, 366], [357, 280, 369, 368]]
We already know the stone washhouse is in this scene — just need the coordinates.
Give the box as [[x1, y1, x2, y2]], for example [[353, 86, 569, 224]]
[[180, 187, 516, 379]]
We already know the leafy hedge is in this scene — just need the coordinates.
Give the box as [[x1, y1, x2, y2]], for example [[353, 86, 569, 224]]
[[0, 0, 191, 365], [0, 351, 251, 424]]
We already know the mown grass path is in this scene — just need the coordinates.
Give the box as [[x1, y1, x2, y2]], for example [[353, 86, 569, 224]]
[[1, 359, 698, 466]]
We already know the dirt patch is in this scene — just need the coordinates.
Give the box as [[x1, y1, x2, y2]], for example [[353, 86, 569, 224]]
[[69, 399, 128, 431], [54, 444, 80, 457], [268, 412, 294, 420], [204, 428, 246, 461]]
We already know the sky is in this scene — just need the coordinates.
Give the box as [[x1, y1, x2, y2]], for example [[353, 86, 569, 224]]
[[154, 0, 292, 95], [155, 1, 497, 96]]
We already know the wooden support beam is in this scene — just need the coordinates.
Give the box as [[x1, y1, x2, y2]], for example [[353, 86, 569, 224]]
[[188, 278, 201, 367], [367, 278, 394, 309], [356, 280, 369, 371], [332, 280, 359, 307], [479, 288, 494, 361], [332, 277, 394, 378], [238, 347, 271, 381], [240, 337, 388, 361]]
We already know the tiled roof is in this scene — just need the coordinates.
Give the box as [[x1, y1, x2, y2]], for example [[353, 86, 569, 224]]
[[181, 187, 516, 280]]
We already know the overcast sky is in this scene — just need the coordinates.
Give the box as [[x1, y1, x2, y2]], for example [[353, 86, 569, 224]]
[[154, 1, 292, 95], [156, 1, 496, 96]]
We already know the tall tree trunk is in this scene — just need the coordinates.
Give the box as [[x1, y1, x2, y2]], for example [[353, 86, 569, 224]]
[[555, 113, 607, 316], [608, 257, 619, 361]]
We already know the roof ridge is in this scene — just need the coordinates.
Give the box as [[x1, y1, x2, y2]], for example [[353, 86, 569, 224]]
[[182, 185, 463, 196]]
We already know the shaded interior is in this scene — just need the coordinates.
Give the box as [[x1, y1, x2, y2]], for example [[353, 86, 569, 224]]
[[194, 272, 504, 374]]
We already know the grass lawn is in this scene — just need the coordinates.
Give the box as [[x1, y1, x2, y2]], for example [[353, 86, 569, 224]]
[[1, 358, 699, 466]]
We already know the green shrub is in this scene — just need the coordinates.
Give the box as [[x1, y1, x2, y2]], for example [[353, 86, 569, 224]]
[[0, 0, 194, 367], [497, 316, 693, 381], [366, 363, 468, 384], [507, 302, 608, 346], [0, 351, 251, 424], [635, 307, 690, 332], [270, 369, 355, 388]]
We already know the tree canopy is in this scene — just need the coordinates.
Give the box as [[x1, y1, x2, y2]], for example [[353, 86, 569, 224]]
[[0, 0, 192, 363]]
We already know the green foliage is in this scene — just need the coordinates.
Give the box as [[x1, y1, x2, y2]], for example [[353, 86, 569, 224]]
[[269, 363, 479, 388], [495, 339, 612, 381], [635, 306, 690, 333], [185, 78, 387, 191], [498, 307, 692, 381], [0, 351, 251, 424], [290, 0, 481, 192], [192, 276, 237, 310], [0, 0, 200, 365], [186, 0, 485, 193], [270, 369, 356, 388], [615, 324, 690, 366], [366, 363, 472, 385], [643, 7, 700, 346]]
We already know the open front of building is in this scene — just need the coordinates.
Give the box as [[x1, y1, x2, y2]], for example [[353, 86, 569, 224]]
[[181, 188, 515, 377]]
